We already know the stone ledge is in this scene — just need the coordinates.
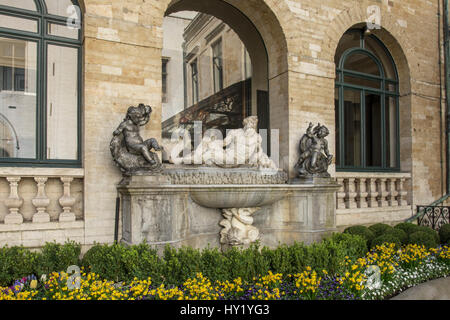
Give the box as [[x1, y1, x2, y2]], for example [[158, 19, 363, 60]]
[[336, 207, 413, 229], [0, 220, 85, 232], [335, 172, 412, 179], [337, 206, 413, 215], [0, 167, 84, 178]]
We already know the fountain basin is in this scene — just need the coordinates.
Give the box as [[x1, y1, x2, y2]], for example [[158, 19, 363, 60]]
[[190, 186, 287, 209]]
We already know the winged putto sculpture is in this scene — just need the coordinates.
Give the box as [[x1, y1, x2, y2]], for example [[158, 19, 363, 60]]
[[295, 122, 333, 178], [110, 104, 163, 176]]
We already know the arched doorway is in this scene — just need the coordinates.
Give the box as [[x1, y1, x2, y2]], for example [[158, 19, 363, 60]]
[[161, 0, 289, 167]]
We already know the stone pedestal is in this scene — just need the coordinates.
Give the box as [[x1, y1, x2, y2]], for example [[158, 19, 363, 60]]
[[117, 168, 340, 251]]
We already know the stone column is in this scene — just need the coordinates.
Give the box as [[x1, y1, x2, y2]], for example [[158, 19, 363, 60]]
[[356, 178, 368, 208], [377, 178, 389, 207], [336, 178, 346, 209], [59, 177, 76, 222], [345, 178, 357, 209], [397, 178, 408, 206], [367, 178, 378, 208], [387, 178, 398, 207], [4, 177, 23, 224], [32, 177, 50, 223]]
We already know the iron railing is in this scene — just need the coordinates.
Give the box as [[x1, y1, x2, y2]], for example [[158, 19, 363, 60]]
[[416, 205, 450, 231], [406, 194, 450, 223]]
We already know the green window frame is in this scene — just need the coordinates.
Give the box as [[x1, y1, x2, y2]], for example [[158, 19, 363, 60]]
[[0, 0, 82, 168], [212, 38, 223, 93], [335, 29, 400, 172], [191, 59, 199, 104]]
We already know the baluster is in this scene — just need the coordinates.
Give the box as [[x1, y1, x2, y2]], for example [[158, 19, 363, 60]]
[[4, 177, 23, 224], [367, 178, 378, 208], [32, 177, 50, 223], [397, 178, 408, 206], [388, 178, 398, 207], [377, 178, 389, 207], [345, 178, 357, 209], [356, 178, 368, 208], [336, 178, 346, 209], [59, 177, 76, 222]]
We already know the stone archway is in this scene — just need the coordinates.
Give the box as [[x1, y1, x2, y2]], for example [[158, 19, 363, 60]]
[[320, 6, 422, 204], [162, 0, 291, 170]]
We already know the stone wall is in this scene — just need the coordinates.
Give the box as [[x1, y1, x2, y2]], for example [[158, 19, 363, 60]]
[[0, 0, 445, 248]]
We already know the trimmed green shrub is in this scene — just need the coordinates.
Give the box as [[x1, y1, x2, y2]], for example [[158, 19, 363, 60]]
[[199, 246, 230, 282], [0, 246, 39, 287], [368, 223, 393, 237], [35, 241, 81, 276], [408, 231, 438, 248], [370, 233, 401, 249], [326, 232, 367, 260], [439, 224, 450, 244], [415, 226, 440, 244], [343, 225, 375, 246], [385, 228, 408, 245], [163, 245, 209, 285], [81, 242, 131, 282], [124, 243, 164, 284], [394, 222, 420, 235]]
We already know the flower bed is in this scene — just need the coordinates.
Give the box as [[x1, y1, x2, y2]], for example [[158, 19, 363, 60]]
[[1, 244, 449, 300]]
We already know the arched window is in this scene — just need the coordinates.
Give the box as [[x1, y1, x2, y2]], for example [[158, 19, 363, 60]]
[[335, 29, 399, 171], [0, 0, 82, 166]]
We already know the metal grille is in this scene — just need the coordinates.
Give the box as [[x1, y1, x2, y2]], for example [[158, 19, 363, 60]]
[[417, 206, 450, 231]]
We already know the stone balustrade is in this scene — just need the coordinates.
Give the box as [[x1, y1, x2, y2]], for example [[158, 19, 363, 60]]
[[335, 172, 411, 210], [0, 168, 84, 225]]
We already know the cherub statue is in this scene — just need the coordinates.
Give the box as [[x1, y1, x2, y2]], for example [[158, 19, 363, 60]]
[[110, 104, 163, 175], [295, 122, 333, 177]]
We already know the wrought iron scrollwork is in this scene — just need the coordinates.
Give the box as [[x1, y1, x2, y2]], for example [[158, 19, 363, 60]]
[[417, 205, 450, 231]]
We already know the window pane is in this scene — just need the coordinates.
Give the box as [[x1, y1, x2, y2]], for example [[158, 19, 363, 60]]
[[45, 0, 77, 17], [343, 89, 361, 167], [365, 92, 382, 167], [385, 96, 398, 168], [344, 53, 380, 76], [365, 36, 397, 79], [0, 14, 38, 33], [191, 60, 198, 104], [46, 45, 78, 160], [0, 37, 37, 159], [212, 39, 223, 93], [335, 31, 361, 66], [0, 0, 36, 11], [344, 74, 381, 89], [162, 58, 168, 103], [47, 23, 79, 39], [385, 81, 397, 93]]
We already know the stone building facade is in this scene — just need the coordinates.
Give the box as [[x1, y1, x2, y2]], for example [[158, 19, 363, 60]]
[[0, 0, 446, 250]]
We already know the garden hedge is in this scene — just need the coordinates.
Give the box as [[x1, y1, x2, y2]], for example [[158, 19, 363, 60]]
[[343, 225, 375, 246], [408, 231, 438, 248], [370, 233, 402, 249], [368, 223, 393, 237], [384, 228, 408, 245], [394, 222, 419, 235], [0, 233, 367, 287], [439, 224, 450, 244]]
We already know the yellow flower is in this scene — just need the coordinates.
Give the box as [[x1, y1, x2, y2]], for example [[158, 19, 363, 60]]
[[30, 280, 38, 289]]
